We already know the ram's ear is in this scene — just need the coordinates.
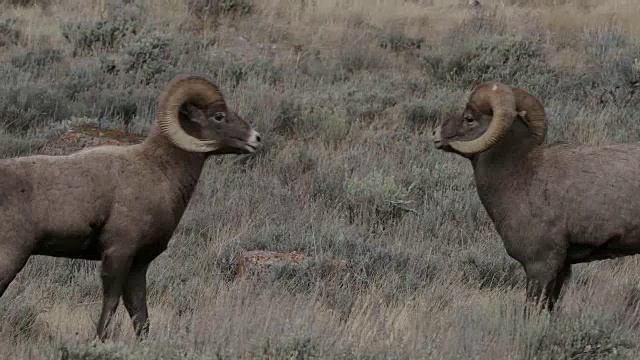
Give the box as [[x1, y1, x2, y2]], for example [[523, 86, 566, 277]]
[[178, 103, 206, 126], [516, 110, 527, 121], [516, 110, 529, 127]]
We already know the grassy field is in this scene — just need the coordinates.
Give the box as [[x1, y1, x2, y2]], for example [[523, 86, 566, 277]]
[[0, 0, 640, 358]]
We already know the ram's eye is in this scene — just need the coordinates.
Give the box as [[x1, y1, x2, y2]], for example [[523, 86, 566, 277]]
[[464, 115, 474, 123], [213, 112, 226, 122]]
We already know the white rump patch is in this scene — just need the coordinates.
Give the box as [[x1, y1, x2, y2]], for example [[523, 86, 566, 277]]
[[492, 84, 498, 91]]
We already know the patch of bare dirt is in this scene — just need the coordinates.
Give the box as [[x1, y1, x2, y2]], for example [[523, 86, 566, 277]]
[[37, 124, 144, 155], [235, 250, 307, 278], [223, 34, 292, 59], [234, 250, 349, 279]]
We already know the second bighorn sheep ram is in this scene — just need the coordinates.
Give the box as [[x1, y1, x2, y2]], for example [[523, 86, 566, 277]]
[[433, 81, 640, 311], [0, 73, 261, 340]]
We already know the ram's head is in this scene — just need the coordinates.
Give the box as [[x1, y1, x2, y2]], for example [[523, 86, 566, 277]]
[[157, 74, 261, 155], [433, 82, 546, 157]]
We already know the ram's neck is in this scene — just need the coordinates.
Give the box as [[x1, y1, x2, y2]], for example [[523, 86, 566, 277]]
[[470, 121, 542, 221], [139, 125, 209, 211]]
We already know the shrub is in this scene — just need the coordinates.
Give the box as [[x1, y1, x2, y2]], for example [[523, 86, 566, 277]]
[[58, 341, 190, 360], [1, 0, 51, 7], [218, 0, 254, 16], [338, 46, 382, 74], [274, 145, 317, 187], [460, 254, 525, 290], [61, 15, 141, 55], [365, 22, 424, 53], [187, 0, 254, 22], [0, 131, 46, 158], [248, 336, 319, 359], [344, 170, 412, 225], [421, 34, 557, 95], [10, 48, 63, 69], [531, 319, 635, 359], [404, 101, 444, 134], [271, 96, 344, 141], [311, 164, 347, 205], [120, 31, 175, 83], [0, 83, 71, 133], [0, 294, 40, 338], [0, 18, 20, 47], [342, 80, 403, 122]]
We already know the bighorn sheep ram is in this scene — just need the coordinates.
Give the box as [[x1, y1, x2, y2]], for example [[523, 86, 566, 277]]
[[0, 73, 261, 340], [432, 81, 640, 311]]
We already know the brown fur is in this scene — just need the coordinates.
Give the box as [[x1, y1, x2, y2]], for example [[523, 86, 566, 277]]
[[433, 82, 640, 311], [0, 73, 261, 340]]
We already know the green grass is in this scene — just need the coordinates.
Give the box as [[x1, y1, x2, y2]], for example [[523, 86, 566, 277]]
[[0, 0, 640, 358]]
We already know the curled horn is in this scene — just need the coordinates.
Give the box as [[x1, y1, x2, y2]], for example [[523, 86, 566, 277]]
[[512, 87, 546, 144], [450, 81, 516, 154], [156, 74, 227, 153]]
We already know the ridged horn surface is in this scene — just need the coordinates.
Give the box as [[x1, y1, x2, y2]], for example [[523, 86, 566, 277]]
[[450, 82, 516, 154], [512, 87, 546, 144], [156, 74, 228, 153]]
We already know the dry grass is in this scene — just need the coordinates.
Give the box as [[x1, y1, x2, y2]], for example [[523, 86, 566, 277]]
[[0, 0, 639, 358]]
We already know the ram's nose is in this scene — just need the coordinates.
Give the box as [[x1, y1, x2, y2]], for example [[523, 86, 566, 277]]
[[249, 130, 261, 145], [245, 129, 261, 153], [432, 126, 443, 149]]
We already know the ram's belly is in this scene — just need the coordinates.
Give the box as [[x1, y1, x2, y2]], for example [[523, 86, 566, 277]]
[[33, 229, 102, 260], [567, 239, 640, 264], [566, 224, 640, 264], [31, 197, 109, 260]]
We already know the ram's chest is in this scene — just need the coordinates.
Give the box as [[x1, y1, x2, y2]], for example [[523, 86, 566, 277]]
[[475, 181, 553, 263], [123, 184, 190, 246]]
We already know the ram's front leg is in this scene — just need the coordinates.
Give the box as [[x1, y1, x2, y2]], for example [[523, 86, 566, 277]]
[[123, 261, 151, 340], [96, 247, 134, 341], [548, 263, 571, 310], [0, 225, 36, 296], [524, 258, 570, 313], [0, 251, 32, 296]]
